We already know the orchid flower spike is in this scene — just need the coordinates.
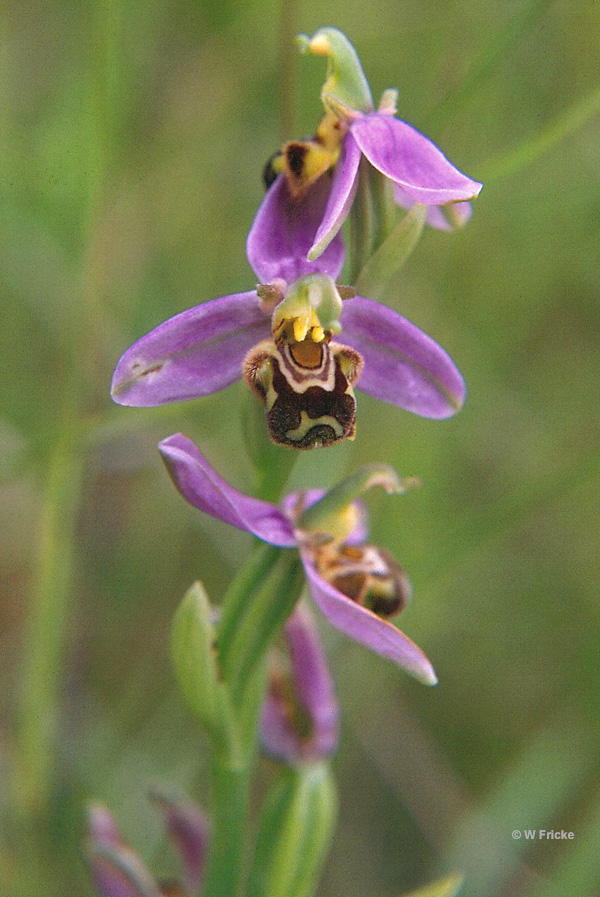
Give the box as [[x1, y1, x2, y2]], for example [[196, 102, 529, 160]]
[[158, 434, 437, 685], [261, 27, 481, 256], [85, 791, 208, 897], [111, 178, 465, 450]]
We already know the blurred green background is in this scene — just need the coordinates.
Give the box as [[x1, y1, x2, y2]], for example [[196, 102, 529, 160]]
[[2, 0, 599, 894]]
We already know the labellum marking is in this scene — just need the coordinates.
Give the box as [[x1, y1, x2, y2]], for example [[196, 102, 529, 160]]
[[315, 543, 412, 617], [243, 338, 363, 449]]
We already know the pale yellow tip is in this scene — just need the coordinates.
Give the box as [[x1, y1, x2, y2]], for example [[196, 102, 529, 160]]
[[309, 34, 331, 56], [312, 326, 325, 342], [293, 318, 309, 342]]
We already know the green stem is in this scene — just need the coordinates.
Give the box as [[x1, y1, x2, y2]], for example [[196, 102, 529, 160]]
[[278, 0, 300, 143], [203, 757, 252, 897], [349, 157, 375, 283], [218, 543, 283, 670], [355, 203, 427, 300], [224, 553, 304, 706], [371, 169, 397, 252], [203, 551, 303, 897]]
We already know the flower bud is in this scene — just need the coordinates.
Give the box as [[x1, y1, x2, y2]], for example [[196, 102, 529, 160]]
[[260, 605, 339, 764], [85, 804, 161, 897], [149, 785, 209, 895], [170, 581, 237, 757], [248, 764, 337, 897]]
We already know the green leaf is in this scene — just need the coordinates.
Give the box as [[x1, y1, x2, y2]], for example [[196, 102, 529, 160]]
[[480, 83, 600, 183], [354, 203, 427, 300], [221, 552, 304, 706], [171, 581, 239, 760], [248, 764, 338, 897]]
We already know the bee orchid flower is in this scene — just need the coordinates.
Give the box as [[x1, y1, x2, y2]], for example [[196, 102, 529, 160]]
[[259, 27, 482, 257], [111, 176, 465, 450], [158, 433, 437, 685]]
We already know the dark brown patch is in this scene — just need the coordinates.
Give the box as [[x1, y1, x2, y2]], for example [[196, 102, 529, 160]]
[[330, 572, 366, 602], [285, 142, 309, 178], [262, 151, 281, 190], [265, 355, 356, 449]]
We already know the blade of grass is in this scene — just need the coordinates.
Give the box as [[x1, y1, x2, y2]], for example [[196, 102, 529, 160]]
[[426, 0, 555, 133], [479, 83, 600, 182], [16, 422, 84, 817], [446, 715, 595, 897]]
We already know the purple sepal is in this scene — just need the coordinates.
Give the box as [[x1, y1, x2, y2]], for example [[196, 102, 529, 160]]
[[307, 134, 361, 260], [350, 113, 482, 205], [300, 552, 437, 685], [86, 803, 161, 897], [158, 434, 296, 547], [88, 803, 123, 849], [111, 292, 270, 406], [88, 854, 159, 897], [247, 174, 346, 283], [151, 791, 208, 894], [260, 692, 302, 761], [285, 605, 339, 758], [260, 605, 339, 762], [340, 296, 466, 418], [394, 186, 472, 231]]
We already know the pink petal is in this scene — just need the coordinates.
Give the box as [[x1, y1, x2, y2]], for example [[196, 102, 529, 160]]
[[247, 174, 346, 282], [158, 434, 296, 547], [351, 113, 482, 204], [340, 296, 466, 418], [308, 133, 361, 260], [285, 605, 339, 757], [111, 292, 270, 406]]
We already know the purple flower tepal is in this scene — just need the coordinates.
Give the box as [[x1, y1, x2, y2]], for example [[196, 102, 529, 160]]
[[86, 794, 208, 897], [261, 604, 340, 763]]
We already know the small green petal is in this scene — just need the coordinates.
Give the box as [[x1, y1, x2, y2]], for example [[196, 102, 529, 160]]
[[298, 27, 374, 117], [298, 464, 419, 536]]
